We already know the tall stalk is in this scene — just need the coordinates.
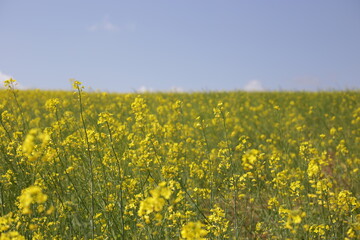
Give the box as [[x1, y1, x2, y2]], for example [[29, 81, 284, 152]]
[[74, 81, 95, 239]]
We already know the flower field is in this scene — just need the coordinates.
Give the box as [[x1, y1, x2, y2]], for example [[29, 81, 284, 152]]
[[0, 79, 359, 239]]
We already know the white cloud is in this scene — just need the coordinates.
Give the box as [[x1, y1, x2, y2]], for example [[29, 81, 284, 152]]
[[243, 80, 265, 91], [137, 86, 153, 93], [89, 16, 119, 32], [0, 71, 13, 89], [0, 71, 28, 89], [88, 16, 137, 33], [0, 71, 12, 82], [170, 86, 184, 93]]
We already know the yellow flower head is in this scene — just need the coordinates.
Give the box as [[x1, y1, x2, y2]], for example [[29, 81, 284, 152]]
[[18, 185, 48, 214], [3, 78, 17, 89], [181, 221, 208, 240], [138, 182, 172, 217]]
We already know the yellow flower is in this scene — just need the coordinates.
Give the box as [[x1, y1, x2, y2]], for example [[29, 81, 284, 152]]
[[138, 182, 172, 218], [71, 79, 83, 90], [330, 190, 359, 213], [330, 127, 337, 136], [307, 160, 320, 178], [267, 197, 279, 210], [279, 207, 306, 231], [3, 78, 17, 89], [45, 98, 60, 113], [241, 149, 264, 171], [0, 231, 25, 240], [181, 221, 208, 240], [18, 185, 48, 215], [0, 213, 14, 233], [307, 224, 330, 238], [347, 227, 355, 238], [207, 205, 229, 237]]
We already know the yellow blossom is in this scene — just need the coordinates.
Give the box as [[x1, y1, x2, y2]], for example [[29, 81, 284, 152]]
[[18, 185, 48, 215], [181, 221, 208, 240]]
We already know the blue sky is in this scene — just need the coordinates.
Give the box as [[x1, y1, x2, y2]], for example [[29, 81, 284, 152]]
[[0, 0, 359, 92]]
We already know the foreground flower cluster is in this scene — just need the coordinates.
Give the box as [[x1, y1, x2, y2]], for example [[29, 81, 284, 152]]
[[0, 79, 359, 239]]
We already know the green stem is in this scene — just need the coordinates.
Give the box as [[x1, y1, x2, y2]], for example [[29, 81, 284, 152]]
[[77, 86, 95, 239]]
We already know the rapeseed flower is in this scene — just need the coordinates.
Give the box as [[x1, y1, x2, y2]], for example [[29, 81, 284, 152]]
[[18, 185, 48, 215], [181, 221, 208, 240]]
